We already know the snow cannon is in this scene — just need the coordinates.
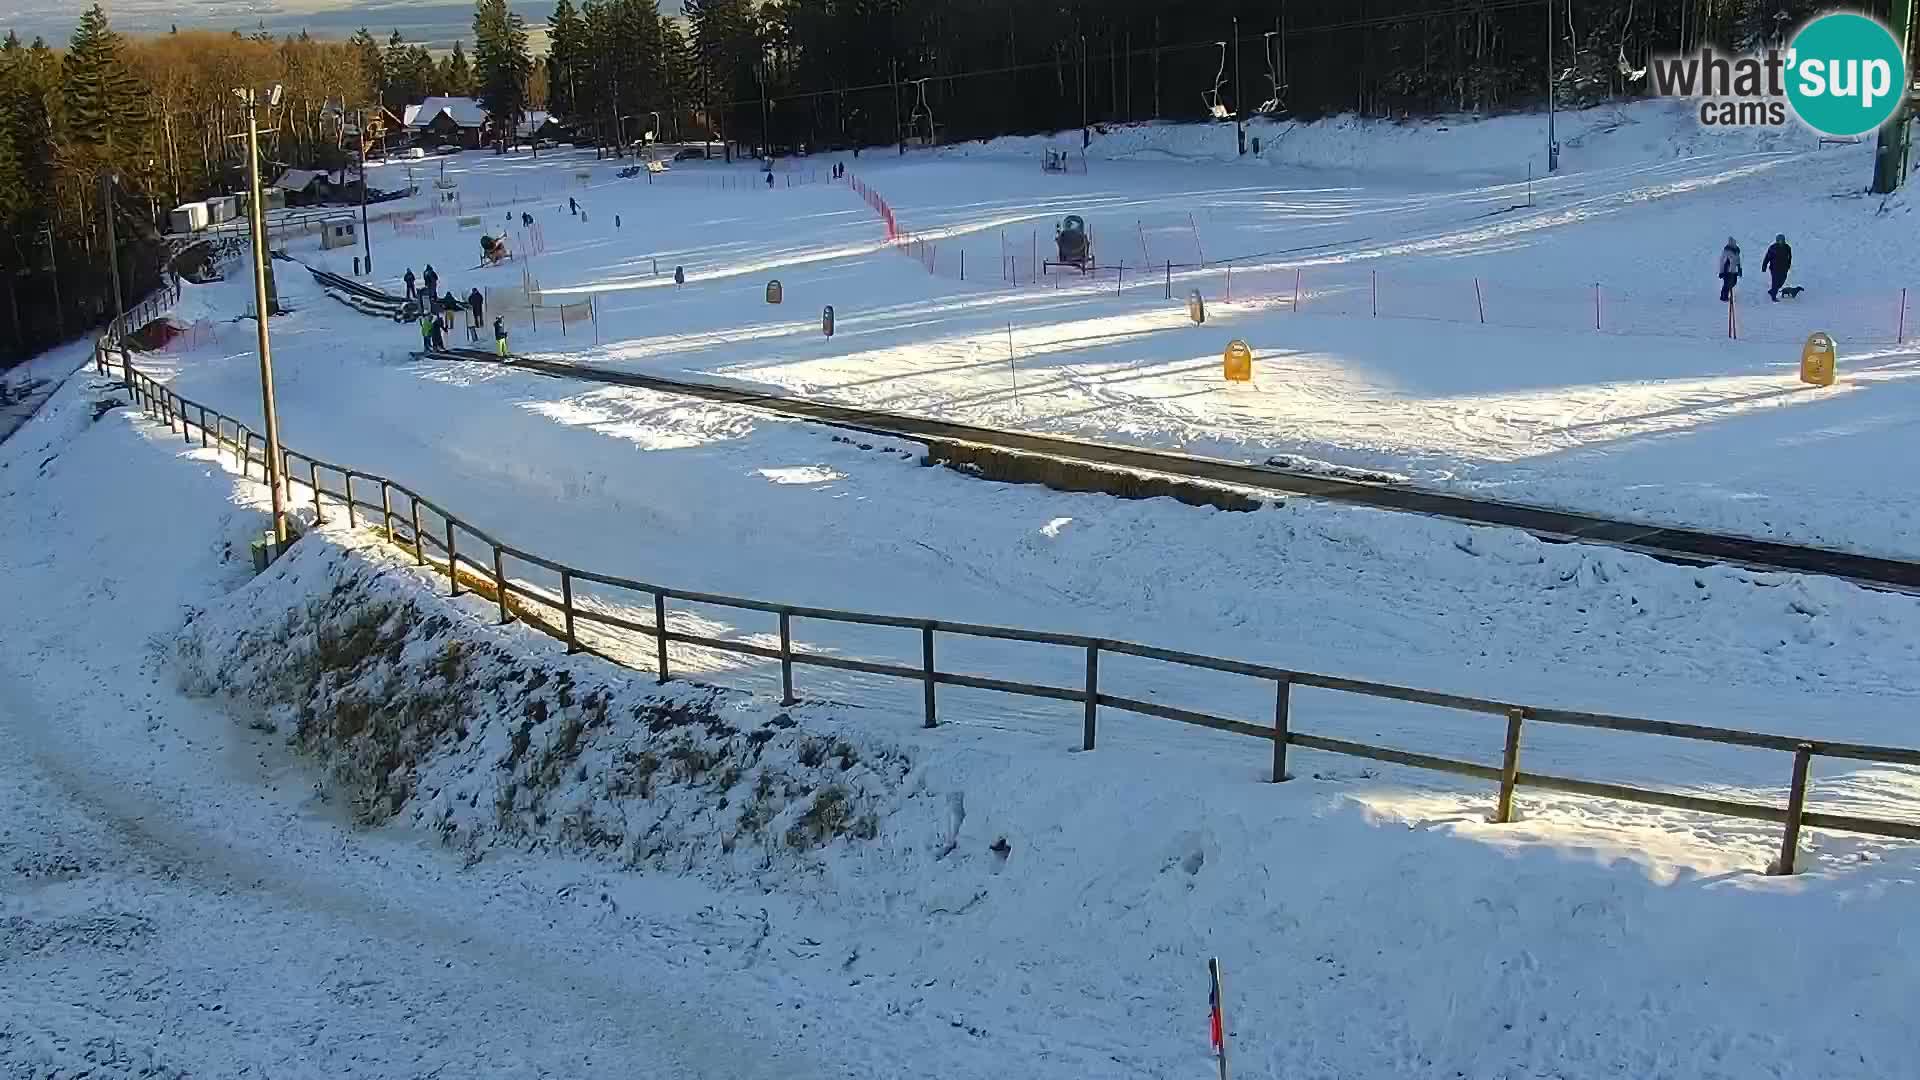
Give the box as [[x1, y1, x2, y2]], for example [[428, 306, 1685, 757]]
[[1055, 215, 1091, 270]]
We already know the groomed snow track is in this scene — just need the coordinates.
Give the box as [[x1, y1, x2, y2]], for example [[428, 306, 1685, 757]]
[[417, 344, 1920, 594]]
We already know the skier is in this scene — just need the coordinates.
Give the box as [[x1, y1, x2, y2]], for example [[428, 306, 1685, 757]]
[[417, 308, 436, 353], [1717, 238, 1742, 302], [521, 211, 534, 227], [493, 316, 509, 359], [403, 268, 416, 301], [765, 171, 774, 189], [422, 263, 439, 302], [468, 287, 485, 335], [1762, 234, 1792, 301], [568, 196, 578, 216]]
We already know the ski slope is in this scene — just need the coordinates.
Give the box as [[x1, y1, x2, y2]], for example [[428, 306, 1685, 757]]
[[5, 351, 1920, 1078], [7, 99, 1920, 1076], [276, 98, 1920, 559]]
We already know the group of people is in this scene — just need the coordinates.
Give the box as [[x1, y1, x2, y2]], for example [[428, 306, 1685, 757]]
[[403, 262, 508, 357], [1716, 234, 1795, 302]]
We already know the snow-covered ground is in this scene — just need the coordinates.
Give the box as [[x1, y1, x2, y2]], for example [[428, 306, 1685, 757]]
[[6, 340, 1920, 1077], [257, 98, 1920, 559], [7, 101, 1920, 1075]]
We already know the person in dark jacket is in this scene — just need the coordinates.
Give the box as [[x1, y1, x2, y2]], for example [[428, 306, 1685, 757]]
[[403, 268, 416, 300], [1762, 234, 1792, 301], [422, 264, 438, 301], [468, 287, 485, 333], [1717, 238, 1742, 302]]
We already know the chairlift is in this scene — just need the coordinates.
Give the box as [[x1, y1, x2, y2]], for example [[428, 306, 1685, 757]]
[[1203, 41, 1231, 120], [1256, 31, 1288, 116], [908, 78, 937, 146]]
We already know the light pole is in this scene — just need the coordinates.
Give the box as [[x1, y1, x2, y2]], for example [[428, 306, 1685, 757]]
[[41, 225, 64, 340], [648, 110, 661, 146], [1546, 0, 1560, 173], [99, 173, 124, 323], [1234, 16, 1245, 154], [1080, 36, 1089, 149], [357, 109, 372, 274], [235, 85, 290, 548]]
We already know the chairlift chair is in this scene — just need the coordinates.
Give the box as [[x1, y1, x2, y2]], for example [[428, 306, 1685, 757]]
[[908, 78, 937, 147], [1204, 42, 1231, 120]]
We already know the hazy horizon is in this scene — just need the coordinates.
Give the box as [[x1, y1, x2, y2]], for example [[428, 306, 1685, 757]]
[[0, 2, 633, 55]]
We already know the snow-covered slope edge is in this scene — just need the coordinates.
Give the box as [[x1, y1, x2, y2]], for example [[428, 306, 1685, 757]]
[[175, 531, 919, 888]]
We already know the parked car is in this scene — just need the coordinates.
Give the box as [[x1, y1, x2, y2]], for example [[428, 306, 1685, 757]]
[[534, 138, 557, 150], [672, 146, 710, 161], [404, 146, 426, 160], [434, 144, 463, 155]]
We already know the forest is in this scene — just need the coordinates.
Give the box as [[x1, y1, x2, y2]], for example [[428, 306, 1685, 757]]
[[0, 0, 1903, 365]]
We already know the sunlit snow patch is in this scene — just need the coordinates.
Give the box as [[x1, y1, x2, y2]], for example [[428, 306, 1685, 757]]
[[758, 465, 844, 485]]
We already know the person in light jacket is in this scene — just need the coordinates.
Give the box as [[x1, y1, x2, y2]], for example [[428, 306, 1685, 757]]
[[1717, 238, 1742, 302], [493, 316, 510, 359], [1762, 234, 1792, 301]]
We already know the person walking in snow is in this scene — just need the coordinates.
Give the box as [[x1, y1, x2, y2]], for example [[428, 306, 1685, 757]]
[[1717, 238, 1742, 302], [468, 287, 485, 334], [1762, 234, 1792, 301], [493, 316, 509, 359], [568, 196, 578, 216], [422, 264, 439, 303], [403, 268, 416, 301]]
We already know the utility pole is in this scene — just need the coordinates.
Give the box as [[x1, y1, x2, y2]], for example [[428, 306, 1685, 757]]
[[237, 86, 290, 547], [1081, 36, 1090, 148], [357, 109, 372, 273], [1234, 16, 1246, 154], [891, 59, 902, 154], [99, 174, 124, 323], [1546, 0, 1560, 173], [1872, 0, 1915, 193], [42, 226, 64, 341]]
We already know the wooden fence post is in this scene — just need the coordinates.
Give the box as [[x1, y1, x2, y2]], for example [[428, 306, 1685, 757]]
[[1774, 742, 1815, 875], [344, 475, 357, 527], [1083, 642, 1099, 751], [653, 591, 670, 683], [410, 498, 425, 565], [310, 461, 322, 521], [560, 569, 578, 652], [1496, 707, 1525, 823], [493, 547, 512, 624], [779, 610, 796, 706], [1273, 678, 1292, 782], [921, 625, 938, 728], [381, 481, 393, 540], [445, 519, 459, 597]]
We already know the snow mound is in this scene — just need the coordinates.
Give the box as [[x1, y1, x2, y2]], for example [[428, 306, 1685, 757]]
[[176, 531, 914, 888]]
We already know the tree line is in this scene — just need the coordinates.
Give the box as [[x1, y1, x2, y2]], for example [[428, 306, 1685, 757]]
[[2, 0, 1900, 366]]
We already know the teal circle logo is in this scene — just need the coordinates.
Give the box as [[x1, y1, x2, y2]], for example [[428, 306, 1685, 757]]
[[1786, 13, 1908, 137]]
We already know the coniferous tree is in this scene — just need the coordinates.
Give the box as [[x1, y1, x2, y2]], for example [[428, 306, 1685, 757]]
[[473, 0, 532, 151], [62, 4, 146, 152], [547, 0, 584, 122]]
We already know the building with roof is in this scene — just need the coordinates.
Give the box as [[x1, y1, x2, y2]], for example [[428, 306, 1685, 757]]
[[403, 97, 489, 149]]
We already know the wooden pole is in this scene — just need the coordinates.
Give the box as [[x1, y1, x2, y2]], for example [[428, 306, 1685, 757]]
[[654, 591, 670, 682], [561, 570, 578, 652], [494, 547, 512, 624], [1083, 643, 1099, 751], [1496, 707, 1524, 823], [921, 625, 938, 728], [1774, 742, 1815, 875], [779, 610, 796, 705], [1272, 678, 1291, 782], [1474, 277, 1487, 324]]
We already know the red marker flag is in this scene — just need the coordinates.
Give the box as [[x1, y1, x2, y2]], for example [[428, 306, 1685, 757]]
[[1207, 957, 1230, 1079]]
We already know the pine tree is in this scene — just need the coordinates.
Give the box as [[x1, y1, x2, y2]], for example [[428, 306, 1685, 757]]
[[445, 40, 473, 97], [349, 28, 383, 99], [546, 0, 583, 122], [473, 0, 532, 152], [62, 4, 146, 152]]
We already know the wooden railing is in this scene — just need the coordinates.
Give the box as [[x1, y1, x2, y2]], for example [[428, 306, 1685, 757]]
[[98, 349, 1920, 877]]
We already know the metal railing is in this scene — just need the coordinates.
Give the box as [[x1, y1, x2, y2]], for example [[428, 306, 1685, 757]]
[[95, 347, 1920, 877]]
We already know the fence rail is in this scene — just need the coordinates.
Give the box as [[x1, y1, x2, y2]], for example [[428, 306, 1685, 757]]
[[91, 333, 1920, 876]]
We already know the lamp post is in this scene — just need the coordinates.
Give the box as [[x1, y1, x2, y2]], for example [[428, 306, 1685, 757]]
[[235, 85, 290, 547], [1081, 36, 1089, 149], [99, 173, 124, 323], [357, 109, 372, 274], [1234, 16, 1245, 155], [1546, 0, 1560, 173]]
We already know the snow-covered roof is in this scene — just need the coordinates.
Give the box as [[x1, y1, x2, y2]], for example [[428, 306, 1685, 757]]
[[407, 97, 487, 130], [517, 111, 552, 136], [275, 169, 333, 192]]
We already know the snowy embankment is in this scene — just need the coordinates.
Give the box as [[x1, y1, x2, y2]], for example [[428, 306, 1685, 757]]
[[6, 363, 1920, 1077]]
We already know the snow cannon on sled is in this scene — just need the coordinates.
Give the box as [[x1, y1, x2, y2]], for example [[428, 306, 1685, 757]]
[[1051, 215, 1093, 272], [479, 234, 513, 266]]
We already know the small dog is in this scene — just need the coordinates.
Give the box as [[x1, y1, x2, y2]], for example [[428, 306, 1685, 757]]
[[1778, 285, 1805, 299]]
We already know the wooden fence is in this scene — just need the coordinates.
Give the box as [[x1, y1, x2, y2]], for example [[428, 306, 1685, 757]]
[[93, 345, 1920, 878]]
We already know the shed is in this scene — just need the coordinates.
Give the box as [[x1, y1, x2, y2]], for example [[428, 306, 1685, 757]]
[[321, 217, 358, 250], [169, 202, 210, 234]]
